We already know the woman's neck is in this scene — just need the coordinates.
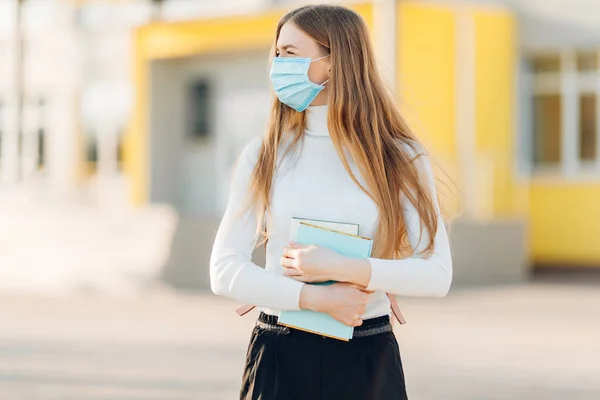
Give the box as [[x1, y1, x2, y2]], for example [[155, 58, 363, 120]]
[[305, 104, 330, 137]]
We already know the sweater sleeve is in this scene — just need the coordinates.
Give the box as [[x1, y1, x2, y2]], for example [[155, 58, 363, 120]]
[[365, 150, 453, 297], [209, 138, 305, 310]]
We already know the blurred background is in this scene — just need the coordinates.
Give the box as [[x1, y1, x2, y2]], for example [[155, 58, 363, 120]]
[[1, 0, 599, 399]]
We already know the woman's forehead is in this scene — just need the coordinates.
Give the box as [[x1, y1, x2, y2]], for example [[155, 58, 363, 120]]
[[277, 23, 315, 50]]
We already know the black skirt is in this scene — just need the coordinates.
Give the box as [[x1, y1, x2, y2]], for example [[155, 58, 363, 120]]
[[240, 312, 408, 400]]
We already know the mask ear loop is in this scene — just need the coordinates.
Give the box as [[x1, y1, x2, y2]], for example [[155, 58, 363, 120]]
[[311, 54, 330, 63], [311, 54, 331, 86]]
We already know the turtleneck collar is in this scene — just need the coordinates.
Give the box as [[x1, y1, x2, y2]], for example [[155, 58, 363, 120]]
[[305, 104, 330, 137]]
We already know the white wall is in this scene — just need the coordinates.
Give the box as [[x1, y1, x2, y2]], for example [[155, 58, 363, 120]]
[[519, 14, 600, 51], [149, 59, 183, 208]]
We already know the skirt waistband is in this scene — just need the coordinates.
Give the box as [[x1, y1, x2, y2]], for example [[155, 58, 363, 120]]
[[257, 312, 392, 338]]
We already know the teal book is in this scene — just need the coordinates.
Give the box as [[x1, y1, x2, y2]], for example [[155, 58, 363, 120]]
[[278, 221, 373, 341]]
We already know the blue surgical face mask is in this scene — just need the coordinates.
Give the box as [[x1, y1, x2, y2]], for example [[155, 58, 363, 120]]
[[269, 55, 330, 112]]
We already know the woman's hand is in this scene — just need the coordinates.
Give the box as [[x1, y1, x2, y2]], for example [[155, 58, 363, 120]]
[[281, 242, 372, 287], [281, 242, 346, 283], [299, 283, 371, 327]]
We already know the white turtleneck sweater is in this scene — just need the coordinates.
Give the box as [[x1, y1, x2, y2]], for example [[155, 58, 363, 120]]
[[210, 105, 452, 319]]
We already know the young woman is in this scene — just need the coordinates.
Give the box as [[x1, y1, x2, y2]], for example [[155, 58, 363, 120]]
[[210, 4, 452, 400]]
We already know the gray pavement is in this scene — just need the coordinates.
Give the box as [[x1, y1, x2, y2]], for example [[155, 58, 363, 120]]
[[1, 282, 599, 399]]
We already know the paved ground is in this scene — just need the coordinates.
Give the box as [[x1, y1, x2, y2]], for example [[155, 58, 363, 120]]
[[0, 199, 177, 294], [1, 282, 599, 400]]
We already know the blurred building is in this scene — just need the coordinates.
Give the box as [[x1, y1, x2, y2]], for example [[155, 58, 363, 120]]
[[0, 0, 148, 203], [127, 0, 600, 282], [1, 0, 599, 290], [0, 0, 261, 205]]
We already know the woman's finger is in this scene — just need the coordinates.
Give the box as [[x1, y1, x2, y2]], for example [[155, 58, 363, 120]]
[[283, 269, 309, 281], [289, 275, 310, 282], [287, 241, 306, 249], [280, 256, 298, 269], [288, 247, 302, 259], [282, 266, 303, 276], [283, 246, 300, 259]]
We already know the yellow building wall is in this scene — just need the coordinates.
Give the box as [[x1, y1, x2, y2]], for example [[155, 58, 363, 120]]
[[397, 3, 458, 214], [473, 10, 518, 216], [124, 3, 374, 205], [472, 10, 599, 266], [397, 4, 523, 220], [530, 184, 600, 266]]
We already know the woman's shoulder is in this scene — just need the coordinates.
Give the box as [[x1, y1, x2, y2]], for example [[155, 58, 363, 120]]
[[242, 136, 263, 154], [238, 134, 298, 164], [240, 136, 263, 160], [237, 137, 263, 170]]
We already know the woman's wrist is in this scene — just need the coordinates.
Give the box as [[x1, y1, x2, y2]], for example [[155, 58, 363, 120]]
[[299, 284, 323, 312], [298, 257, 372, 311], [329, 255, 372, 287]]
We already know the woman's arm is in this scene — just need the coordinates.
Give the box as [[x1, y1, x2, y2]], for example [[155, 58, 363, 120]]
[[210, 138, 305, 310], [345, 152, 452, 296], [288, 151, 452, 296], [280, 148, 452, 297]]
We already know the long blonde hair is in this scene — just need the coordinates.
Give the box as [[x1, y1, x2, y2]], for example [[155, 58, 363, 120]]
[[243, 4, 438, 259]]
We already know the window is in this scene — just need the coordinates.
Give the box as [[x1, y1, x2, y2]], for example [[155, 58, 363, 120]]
[[116, 128, 124, 172], [85, 131, 98, 174], [37, 98, 45, 168], [37, 127, 44, 168], [577, 52, 598, 72], [187, 80, 212, 140], [580, 94, 597, 162], [532, 54, 561, 73], [533, 94, 561, 164], [527, 50, 600, 174]]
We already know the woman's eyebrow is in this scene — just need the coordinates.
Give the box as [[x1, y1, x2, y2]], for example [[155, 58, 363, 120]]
[[276, 44, 299, 51]]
